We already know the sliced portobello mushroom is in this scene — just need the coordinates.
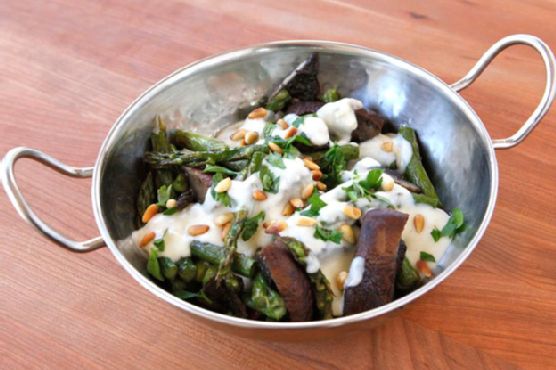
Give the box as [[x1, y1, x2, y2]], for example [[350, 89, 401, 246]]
[[184, 167, 212, 203], [257, 239, 314, 321], [351, 108, 386, 142], [285, 100, 325, 115], [343, 208, 409, 315]]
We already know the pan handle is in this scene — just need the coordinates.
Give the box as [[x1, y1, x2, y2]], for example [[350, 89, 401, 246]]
[[450, 34, 556, 150], [1, 147, 104, 252]]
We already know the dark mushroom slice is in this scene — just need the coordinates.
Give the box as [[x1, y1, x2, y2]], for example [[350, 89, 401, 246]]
[[257, 239, 314, 321], [343, 208, 409, 315], [351, 108, 386, 142], [184, 167, 212, 203], [285, 100, 325, 116]]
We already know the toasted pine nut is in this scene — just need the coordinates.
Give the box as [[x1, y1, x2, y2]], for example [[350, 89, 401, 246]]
[[215, 212, 234, 225], [381, 177, 395, 192], [316, 181, 327, 191], [302, 183, 314, 199], [311, 169, 322, 181], [339, 224, 355, 244], [268, 142, 282, 154], [142, 204, 159, 223], [277, 118, 289, 129], [289, 198, 304, 208], [139, 231, 156, 248], [165, 199, 177, 208], [416, 259, 433, 277], [244, 131, 259, 145], [343, 205, 362, 220], [252, 190, 268, 201], [214, 177, 232, 193], [282, 203, 295, 216], [262, 222, 270, 229], [381, 141, 394, 152], [296, 216, 317, 227], [303, 157, 320, 170], [221, 222, 232, 239], [336, 271, 348, 290], [188, 224, 210, 236], [248, 107, 268, 119], [413, 214, 425, 233], [240, 138, 247, 146], [264, 220, 287, 234], [284, 126, 297, 139], [230, 129, 246, 141]]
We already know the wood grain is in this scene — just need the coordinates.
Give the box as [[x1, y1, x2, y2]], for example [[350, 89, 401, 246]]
[[1, 0, 555, 369]]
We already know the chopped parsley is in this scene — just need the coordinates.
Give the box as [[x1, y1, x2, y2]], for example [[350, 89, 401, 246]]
[[320, 144, 347, 188], [259, 165, 279, 193], [211, 173, 232, 207], [241, 211, 265, 241], [163, 207, 178, 216], [419, 251, 436, 262], [431, 208, 466, 242], [156, 184, 173, 207], [300, 188, 327, 216], [266, 153, 285, 169], [292, 116, 304, 128], [313, 225, 343, 244], [263, 122, 275, 139], [270, 133, 312, 158], [343, 169, 384, 201], [153, 230, 167, 251]]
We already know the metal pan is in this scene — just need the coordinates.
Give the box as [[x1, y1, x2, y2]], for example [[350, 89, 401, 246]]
[[2, 34, 554, 340]]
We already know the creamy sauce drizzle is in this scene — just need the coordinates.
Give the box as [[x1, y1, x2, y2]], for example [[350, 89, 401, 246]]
[[134, 98, 454, 317]]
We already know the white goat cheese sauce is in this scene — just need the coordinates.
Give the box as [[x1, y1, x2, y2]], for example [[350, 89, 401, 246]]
[[133, 98, 454, 316]]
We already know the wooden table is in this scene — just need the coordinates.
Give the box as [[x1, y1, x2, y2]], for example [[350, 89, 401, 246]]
[[1, 1, 555, 368]]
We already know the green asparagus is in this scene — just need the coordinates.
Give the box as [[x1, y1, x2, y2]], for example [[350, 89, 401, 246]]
[[321, 87, 341, 103], [136, 171, 155, 222], [265, 89, 291, 112], [190, 241, 256, 278], [396, 257, 420, 291], [159, 257, 178, 281], [217, 210, 247, 279], [150, 116, 175, 188], [173, 130, 228, 151], [178, 257, 198, 282], [246, 273, 287, 320], [398, 126, 441, 206], [147, 248, 164, 282]]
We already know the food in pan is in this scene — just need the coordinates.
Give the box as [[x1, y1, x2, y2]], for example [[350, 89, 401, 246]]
[[132, 54, 466, 321]]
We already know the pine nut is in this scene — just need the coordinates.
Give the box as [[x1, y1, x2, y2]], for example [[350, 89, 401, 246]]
[[139, 231, 156, 248], [277, 118, 289, 129], [221, 222, 231, 239], [264, 220, 287, 234], [381, 141, 394, 152], [142, 204, 159, 223], [289, 198, 304, 208], [165, 199, 177, 208], [248, 107, 268, 119], [188, 224, 210, 236], [336, 271, 348, 290], [252, 190, 267, 201], [215, 212, 234, 225], [296, 216, 317, 227], [303, 157, 320, 170], [339, 224, 355, 244], [316, 181, 327, 191], [230, 129, 246, 141], [311, 169, 322, 181], [416, 259, 432, 277], [302, 183, 314, 199], [284, 126, 297, 139], [268, 142, 282, 154], [343, 205, 362, 220], [282, 203, 295, 216], [381, 177, 395, 192], [413, 214, 425, 233], [244, 131, 259, 145], [214, 177, 232, 192]]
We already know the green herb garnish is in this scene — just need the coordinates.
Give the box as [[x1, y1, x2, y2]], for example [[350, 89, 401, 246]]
[[147, 248, 164, 281], [156, 184, 173, 207], [431, 208, 466, 242], [241, 211, 265, 241], [343, 169, 384, 201], [419, 251, 436, 263], [300, 188, 327, 216], [292, 116, 304, 128], [266, 153, 285, 169], [320, 144, 347, 188], [314, 225, 343, 244]]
